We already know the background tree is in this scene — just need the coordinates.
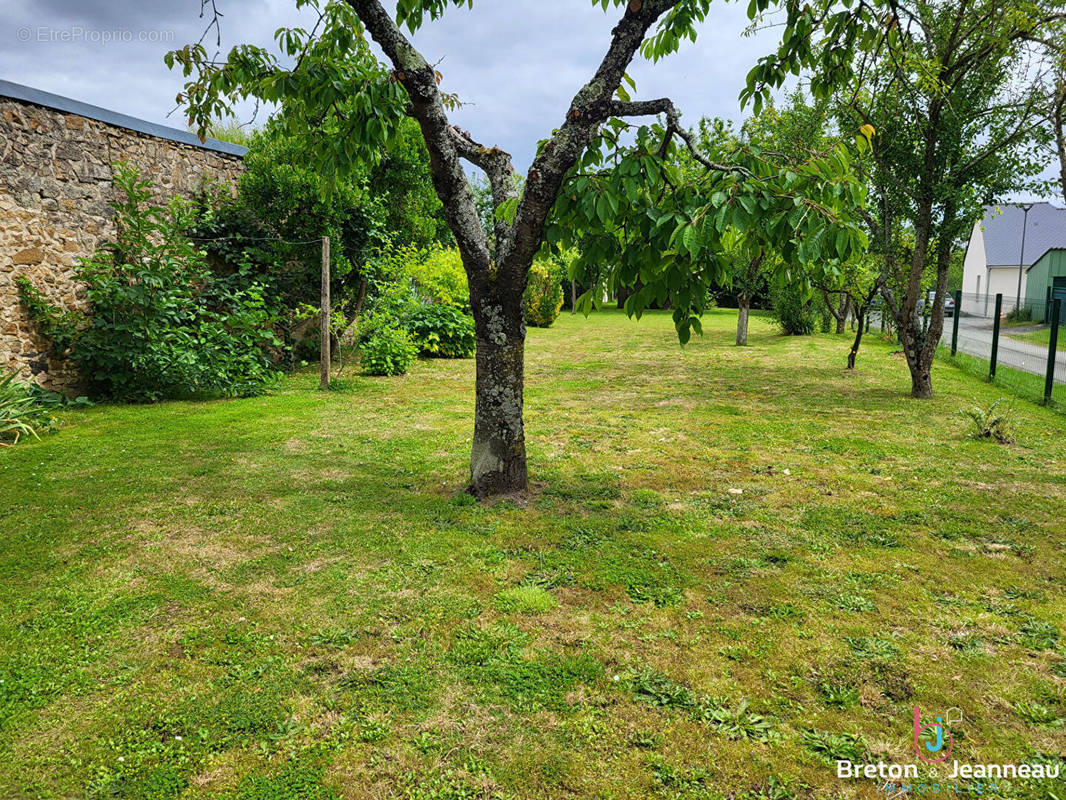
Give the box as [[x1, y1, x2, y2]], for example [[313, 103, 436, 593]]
[[747, 0, 1061, 398], [171, 0, 867, 497]]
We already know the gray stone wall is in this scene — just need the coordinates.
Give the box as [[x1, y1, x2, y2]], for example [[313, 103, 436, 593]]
[[0, 97, 243, 392]]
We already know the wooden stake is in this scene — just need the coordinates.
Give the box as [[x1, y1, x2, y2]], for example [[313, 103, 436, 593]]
[[320, 236, 331, 390]]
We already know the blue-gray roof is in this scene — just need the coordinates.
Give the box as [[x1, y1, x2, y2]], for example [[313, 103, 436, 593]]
[[0, 79, 247, 157], [979, 202, 1066, 268]]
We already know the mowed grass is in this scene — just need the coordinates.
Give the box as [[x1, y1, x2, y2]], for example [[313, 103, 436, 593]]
[[2, 309, 1066, 800], [1010, 325, 1063, 348]]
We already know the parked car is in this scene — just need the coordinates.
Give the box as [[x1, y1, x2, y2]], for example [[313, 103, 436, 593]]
[[920, 291, 955, 317]]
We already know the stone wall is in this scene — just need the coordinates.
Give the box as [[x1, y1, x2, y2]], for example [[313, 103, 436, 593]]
[[0, 93, 244, 392]]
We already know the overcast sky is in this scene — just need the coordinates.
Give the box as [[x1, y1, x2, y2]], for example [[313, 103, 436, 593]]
[[0, 0, 1056, 201], [2, 0, 784, 168]]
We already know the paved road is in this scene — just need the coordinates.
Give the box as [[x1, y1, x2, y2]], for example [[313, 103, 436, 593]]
[[941, 315, 1066, 381]]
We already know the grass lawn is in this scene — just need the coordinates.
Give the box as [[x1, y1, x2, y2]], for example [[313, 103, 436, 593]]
[[3, 309, 1066, 799], [937, 348, 1066, 410], [1009, 326, 1063, 348]]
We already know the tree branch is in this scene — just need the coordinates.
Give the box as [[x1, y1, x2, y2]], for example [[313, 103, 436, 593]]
[[449, 126, 516, 250], [608, 97, 753, 176], [502, 0, 681, 293], [344, 0, 491, 274]]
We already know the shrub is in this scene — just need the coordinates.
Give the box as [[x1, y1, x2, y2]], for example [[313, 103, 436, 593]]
[[408, 247, 469, 311], [357, 315, 418, 376], [19, 165, 281, 402], [961, 399, 1014, 444], [407, 304, 475, 358], [769, 281, 816, 335], [1004, 306, 1033, 324], [523, 261, 564, 328]]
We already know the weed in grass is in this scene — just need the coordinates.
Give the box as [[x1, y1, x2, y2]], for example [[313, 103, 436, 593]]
[[628, 583, 684, 607], [651, 760, 712, 792], [946, 631, 987, 652], [1014, 701, 1061, 726], [831, 593, 876, 613], [801, 507, 901, 549], [630, 488, 666, 508], [801, 729, 870, 765], [817, 681, 861, 709], [406, 774, 515, 800], [86, 764, 188, 800], [742, 603, 805, 620], [447, 625, 601, 711], [233, 763, 340, 800], [1004, 585, 1047, 601], [1019, 619, 1061, 651], [495, 585, 558, 614], [960, 399, 1015, 444], [625, 668, 698, 709], [340, 664, 436, 712], [699, 699, 779, 743], [629, 729, 663, 749], [358, 718, 391, 743], [844, 636, 901, 660], [521, 569, 576, 589], [310, 629, 361, 648], [212, 687, 288, 736]]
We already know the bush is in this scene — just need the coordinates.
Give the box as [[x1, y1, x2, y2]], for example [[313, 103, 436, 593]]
[[1004, 306, 1033, 324], [523, 261, 564, 328], [18, 164, 280, 402], [357, 315, 418, 376], [769, 281, 817, 335], [409, 247, 469, 311], [407, 304, 475, 358]]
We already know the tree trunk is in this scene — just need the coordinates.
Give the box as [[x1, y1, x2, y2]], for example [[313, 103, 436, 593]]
[[897, 197, 935, 399], [847, 312, 864, 369], [468, 288, 528, 497], [736, 294, 750, 346], [571, 280, 577, 314], [910, 367, 933, 398], [835, 294, 850, 334], [1055, 78, 1066, 205]]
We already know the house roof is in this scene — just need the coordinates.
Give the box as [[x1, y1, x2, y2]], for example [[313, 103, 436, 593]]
[[0, 79, 248, 157], [978, 202, 1066, 268]]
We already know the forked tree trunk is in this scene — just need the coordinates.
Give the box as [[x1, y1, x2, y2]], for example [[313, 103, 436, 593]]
[[468, 288, 528, 497], [736, 294, 750, 346]]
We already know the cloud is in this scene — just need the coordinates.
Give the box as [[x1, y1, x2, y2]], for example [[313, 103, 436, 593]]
[[0, 0, 1054, 198], [0, 0, 773, 161]]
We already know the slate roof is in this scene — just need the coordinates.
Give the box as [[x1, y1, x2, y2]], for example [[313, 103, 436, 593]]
[[0, 79, 247, 157], [978, 202, 1066, 268]]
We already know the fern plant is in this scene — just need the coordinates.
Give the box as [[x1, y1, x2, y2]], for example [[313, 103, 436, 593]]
[[961, 399, 1014, 444]]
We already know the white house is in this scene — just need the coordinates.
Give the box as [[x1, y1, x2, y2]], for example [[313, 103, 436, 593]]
[[962, 203, 1066, 308]]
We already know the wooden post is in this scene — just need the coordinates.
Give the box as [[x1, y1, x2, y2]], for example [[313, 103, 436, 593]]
[[320, 236, 331, 390]]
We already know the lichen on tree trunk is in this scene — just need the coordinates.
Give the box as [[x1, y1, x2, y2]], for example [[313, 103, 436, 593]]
[[468, 291, 528, 498]]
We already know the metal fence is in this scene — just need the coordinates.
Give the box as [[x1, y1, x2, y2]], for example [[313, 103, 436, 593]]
[[940, 292, 1065, 408]]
